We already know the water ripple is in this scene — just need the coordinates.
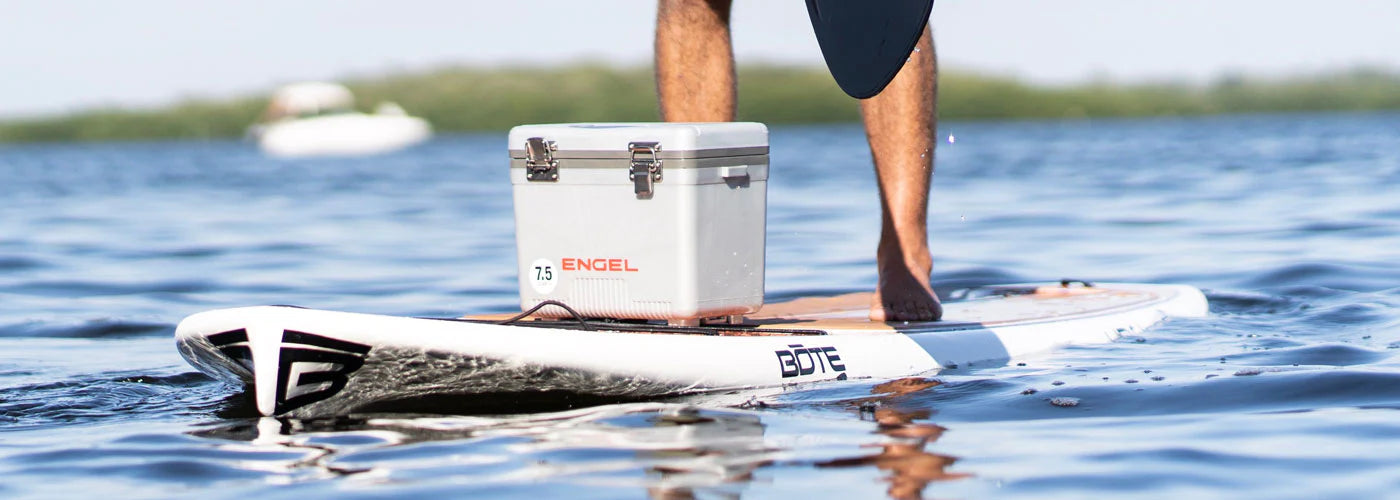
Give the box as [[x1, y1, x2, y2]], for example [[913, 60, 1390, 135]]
[[0, 319, 172, 339], [1221, 343, 1393, 366], [13, 280, 216, 298], [0, 371, 221, 429], [0, 256, 48, 271], [1246, 262, 1400, 292]]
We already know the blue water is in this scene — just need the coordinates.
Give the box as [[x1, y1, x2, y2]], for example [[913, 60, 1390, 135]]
[[3, 112, 1400, 498]]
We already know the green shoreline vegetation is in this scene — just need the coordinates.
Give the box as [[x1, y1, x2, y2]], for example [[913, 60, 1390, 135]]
[[2, 65, 1399, 143]]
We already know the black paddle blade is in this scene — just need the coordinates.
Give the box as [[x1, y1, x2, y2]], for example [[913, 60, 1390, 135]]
[[805, 0, 934, 99]]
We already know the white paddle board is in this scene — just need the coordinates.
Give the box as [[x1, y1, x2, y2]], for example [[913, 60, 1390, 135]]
[[175, 282, 1207, 417]]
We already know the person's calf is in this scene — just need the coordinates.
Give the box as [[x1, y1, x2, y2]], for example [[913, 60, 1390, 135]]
[[654, 0, 736, 122]]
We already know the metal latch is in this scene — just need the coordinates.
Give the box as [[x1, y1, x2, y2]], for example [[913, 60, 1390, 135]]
[[628, 141, 662, 197], [524, 137, 558, 181]]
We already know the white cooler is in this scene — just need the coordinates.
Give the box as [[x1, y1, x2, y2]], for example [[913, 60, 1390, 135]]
[[508, 122, 769, 321]]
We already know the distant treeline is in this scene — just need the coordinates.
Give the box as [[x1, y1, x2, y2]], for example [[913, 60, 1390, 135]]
[[3, 65, 1399, 143]]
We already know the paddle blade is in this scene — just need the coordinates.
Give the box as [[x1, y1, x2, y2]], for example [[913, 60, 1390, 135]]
[[805, 0, 934, 99]]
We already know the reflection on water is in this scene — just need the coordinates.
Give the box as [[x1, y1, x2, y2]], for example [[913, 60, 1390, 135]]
[[821, 409, 964, 500], [825, 378, 969, 500], [187, 380, 968, 499], [635, 409, 768, 500]]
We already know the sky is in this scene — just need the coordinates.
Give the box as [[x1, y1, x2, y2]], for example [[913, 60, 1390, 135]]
[[2, 0, 1398, 118]]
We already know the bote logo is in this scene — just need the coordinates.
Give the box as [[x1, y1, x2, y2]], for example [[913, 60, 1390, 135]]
[[274, 330, 370, 414], [561, 258, 639, 272], [775, 344, 847, 379]]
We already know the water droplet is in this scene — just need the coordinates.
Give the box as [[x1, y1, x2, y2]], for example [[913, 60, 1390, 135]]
[[947, 135, 956, 144]]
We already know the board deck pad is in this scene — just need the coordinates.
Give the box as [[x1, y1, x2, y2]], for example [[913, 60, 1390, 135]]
[[471, 285, 1153, 333], [755, 287, 1155, 328]]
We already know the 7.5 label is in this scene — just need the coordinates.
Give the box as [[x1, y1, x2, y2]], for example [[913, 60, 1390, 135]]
[[528, 258, 558, 294]]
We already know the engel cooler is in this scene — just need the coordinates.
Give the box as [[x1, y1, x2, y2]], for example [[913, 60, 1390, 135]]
[[508, 122, 768, 322]]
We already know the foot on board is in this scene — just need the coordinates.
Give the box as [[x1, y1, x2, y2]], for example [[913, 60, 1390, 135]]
[[870, 257, 943, 322]]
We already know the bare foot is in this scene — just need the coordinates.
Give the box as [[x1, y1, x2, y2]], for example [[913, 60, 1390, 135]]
[[870, 248, 942, 322]]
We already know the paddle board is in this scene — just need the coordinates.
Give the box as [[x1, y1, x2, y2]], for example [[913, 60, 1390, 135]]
[[175, 282, 1207, 417]]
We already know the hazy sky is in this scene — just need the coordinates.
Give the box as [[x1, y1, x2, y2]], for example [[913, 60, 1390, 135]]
[[3, 0, 1398, 117]]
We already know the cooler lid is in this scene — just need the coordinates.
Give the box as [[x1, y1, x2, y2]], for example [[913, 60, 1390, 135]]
[[508, 122, 768, 160]]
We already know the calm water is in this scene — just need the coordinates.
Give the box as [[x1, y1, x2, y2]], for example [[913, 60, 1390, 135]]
[[3, 113, 1400, 498]]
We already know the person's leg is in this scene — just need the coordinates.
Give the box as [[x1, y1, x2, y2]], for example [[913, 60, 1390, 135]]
[[655, 0, 735, 122], [862, 26, 941, 321]]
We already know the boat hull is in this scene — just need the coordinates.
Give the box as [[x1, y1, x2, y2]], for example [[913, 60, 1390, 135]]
[[255, 113, 431, 157]]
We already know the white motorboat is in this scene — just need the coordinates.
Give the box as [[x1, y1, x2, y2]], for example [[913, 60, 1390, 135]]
[[250, 82, 432, 157]]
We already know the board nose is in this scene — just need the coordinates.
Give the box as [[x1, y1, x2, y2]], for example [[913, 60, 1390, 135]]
[[246, 324, 283, 417]]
